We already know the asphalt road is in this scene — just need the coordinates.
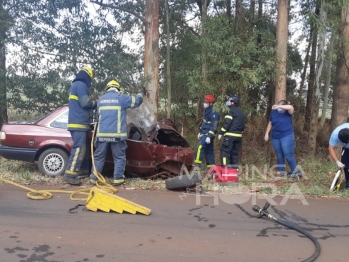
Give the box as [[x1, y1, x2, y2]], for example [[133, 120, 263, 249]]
[[0, 184, 348, 262]]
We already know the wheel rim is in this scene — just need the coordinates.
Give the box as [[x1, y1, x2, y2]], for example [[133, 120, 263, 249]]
[[43, 153, 65, 175]]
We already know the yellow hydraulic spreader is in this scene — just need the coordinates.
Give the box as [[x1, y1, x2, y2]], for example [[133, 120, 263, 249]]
[[85, 187, 151, 215]]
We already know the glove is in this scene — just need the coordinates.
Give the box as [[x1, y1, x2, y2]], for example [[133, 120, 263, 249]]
[[336, 161, 345, 168], [264, 133, 269, 142], [205, 137, 211, 144], [137, 91, 144, 97], [197, 133, 201, 140], [218, 135, 222, 140]]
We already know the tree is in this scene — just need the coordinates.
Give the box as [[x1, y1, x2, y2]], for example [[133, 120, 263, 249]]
[[330, 3, 349, 130], [274, 0, 289, 103], [0, 1, 13, 127], [91, 0, 160, 119]]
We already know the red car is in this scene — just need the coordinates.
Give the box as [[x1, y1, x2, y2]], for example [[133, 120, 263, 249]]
[[0, 105, 194, 178]]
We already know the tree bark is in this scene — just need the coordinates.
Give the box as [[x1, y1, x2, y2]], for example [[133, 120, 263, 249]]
[[274, 0, 289, 103], [304, 0, 320, 131], [320, 30, 334, 126], [250, 0, 255, 17], [144, 0, 159, 119], [0, 2, 8, 127], [295, 36, 311, 118], [308, 0, 326, 156], [257, 0, 263, 44], [236, 0, 242, 19], [330, 6, 349, 131], [165, 0, 171, 119], [227, 0, 231, 18]]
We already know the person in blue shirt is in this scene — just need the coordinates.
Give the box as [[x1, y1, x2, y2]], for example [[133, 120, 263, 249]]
[[63, 66, 96, 186], [264, 100, 301, 178], [194, 94, 220, 169], [89, 80, 144, 186], [329, 123, 349, 190]]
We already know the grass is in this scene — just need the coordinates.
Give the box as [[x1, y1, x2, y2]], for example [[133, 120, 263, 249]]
[[1, 112, 348, 199]]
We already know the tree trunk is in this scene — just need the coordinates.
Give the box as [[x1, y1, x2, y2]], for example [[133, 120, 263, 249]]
[[250, 0, 255, 17], [0, 40, 7, 127], [330, 6, 349, 131], [295, 37, 311, 119], [236, 0, 242, 19], [320, 30, 335, 126], [304, 0, 320, 131], [196, 0, 209, 121], [274, 0, 289, 103], [0, 2, 8, 127], [144, 0, 159, 120], [165, 0, 171, 119], [227, 0, 231, 18], [308, 0, 326, 156], [257, 0, 263, 44]]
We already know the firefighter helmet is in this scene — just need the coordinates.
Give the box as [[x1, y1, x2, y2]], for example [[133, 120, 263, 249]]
[[105, 80, 120, 91], [81, 66, 94, 78], [204, 94, 215, 103], [228, 95, 239, 104]]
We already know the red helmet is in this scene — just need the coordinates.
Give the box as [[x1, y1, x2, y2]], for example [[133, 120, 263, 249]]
[[204, 94, 215, 103]]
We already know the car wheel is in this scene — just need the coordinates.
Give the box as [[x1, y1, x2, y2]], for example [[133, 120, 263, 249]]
[[165, 174, 202, 190], [38, 148, 68, 177]]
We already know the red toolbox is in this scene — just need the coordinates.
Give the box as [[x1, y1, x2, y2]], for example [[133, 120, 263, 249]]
[[208, 165, 239, 183]]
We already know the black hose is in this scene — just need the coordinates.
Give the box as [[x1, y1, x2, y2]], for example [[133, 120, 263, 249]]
[[252, 203, 321, 262], [274, 219, 321, 262]]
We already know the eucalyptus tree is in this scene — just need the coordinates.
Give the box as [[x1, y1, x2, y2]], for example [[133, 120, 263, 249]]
[[91, 0, 160, 119], [0, 0, 13, 127], [274, 0, 289, 103], [330, 0, 349, 130]]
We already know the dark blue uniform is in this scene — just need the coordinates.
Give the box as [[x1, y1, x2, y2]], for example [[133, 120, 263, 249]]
[[91, 89, 143, 183], [219, 104, 246, 168], [64, 71, 96, 179], [195, 106, 220, 167]]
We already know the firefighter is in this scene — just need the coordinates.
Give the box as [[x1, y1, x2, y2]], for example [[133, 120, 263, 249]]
[[194, 94, 220, 169], [218, 95, 246, 169], [63, 66, 96, 186], [89, 80, 144, 186]]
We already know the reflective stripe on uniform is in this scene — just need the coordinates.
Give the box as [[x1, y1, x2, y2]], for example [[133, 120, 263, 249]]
[[98, 105, 122, 134], [223, 157, 227, 166], [65, 170, 78, 175], [224, 115, 233, 120], [221, 127, 227, 132], [130, 96, 135, 108], [69, 95, 78, 100], [224, 132, 242, 137], [195, 145, 203, 164], [70, 147, 80, 172], [98, 133, 127, 137], [208, 131, 215, 135], [68, 123, 90, 129], [203, 119, 211, 124]]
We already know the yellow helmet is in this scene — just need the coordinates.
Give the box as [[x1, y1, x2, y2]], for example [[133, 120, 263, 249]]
[[106, 80, 120, 91], [81, 66, 94, 78]]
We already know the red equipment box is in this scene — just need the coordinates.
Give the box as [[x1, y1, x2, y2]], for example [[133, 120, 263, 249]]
[[208, 165, 239, 183]]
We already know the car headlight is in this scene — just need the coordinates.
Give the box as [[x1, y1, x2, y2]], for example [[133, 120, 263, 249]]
[[0, 131, 6, 140]]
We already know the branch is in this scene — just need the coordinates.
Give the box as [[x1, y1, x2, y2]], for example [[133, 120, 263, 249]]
[[90, 0, 145, 23]]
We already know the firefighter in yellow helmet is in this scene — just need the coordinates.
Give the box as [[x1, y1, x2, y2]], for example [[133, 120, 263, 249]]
[[63, 66, 96, 185], [89, 80, 144, 186]]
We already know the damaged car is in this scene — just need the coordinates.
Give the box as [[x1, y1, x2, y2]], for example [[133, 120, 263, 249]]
[[0, 104, 194, 178]]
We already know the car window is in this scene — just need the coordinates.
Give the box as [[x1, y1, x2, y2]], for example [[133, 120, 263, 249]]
[[50, 111, 68, 129]]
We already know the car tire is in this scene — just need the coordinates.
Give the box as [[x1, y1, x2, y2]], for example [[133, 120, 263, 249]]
[[165, 174, 202, 190], [38, 148, 68, 177]]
